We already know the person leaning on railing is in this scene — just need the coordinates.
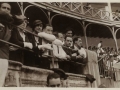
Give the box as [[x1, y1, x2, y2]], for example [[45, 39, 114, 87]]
[[53, 32, 67, 59], [57, 36, 81, 73], [57, 36, 72, 73], [9, 15, 34, 66], [37, 24, 56, 69], [71, 36, 87, 74], [27, 20, 53, 68], [0, 3, 13, 59]]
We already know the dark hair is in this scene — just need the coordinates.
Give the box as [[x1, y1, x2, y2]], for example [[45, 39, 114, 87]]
[[73, 36, 81, 43], [65, 27, 74, 35], [64, 35, 72, 40], [47, 73, 60, 84], [65, 27, 73, 33], [100, 41, 102, 43], [12, 15, 27, 26], [43, 24, 52, 29], [32, 20, 43, 30]]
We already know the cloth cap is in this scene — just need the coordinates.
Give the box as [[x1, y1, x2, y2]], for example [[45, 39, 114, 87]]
[[13, 15, 27, 26], [32, 20, 43, 28]]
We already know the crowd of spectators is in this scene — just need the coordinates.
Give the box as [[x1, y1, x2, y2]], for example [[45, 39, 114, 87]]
[[1, 2, 120, 88], [88, 45, 119, 56], [0, 2, 87, 75], [88, 41, 120, 78]]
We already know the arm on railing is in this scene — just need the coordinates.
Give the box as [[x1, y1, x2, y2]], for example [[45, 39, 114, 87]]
[[1, 18, 86, 69]]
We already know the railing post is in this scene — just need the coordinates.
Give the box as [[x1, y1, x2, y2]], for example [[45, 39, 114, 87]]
[[82, 21, 88, 50], [107, 2, 113, 21], [19, 2, 24, 15], [60, 2, 62, 8], [81, 3, 84, 14], [110, 26, 119, 53], [100, 10, 103, 19]]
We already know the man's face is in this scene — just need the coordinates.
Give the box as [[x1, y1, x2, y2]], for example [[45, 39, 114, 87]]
[[58, 33, 64, 42], [0, 3, 11, 14], [75, 38, 82, 47], [18, 21, 27, 31], [48, 78, 61, 87], [44, 26, 53, 34], [65, 37, 72, 47], [66, 30, 72, 37], [34, 24, 43, 33]]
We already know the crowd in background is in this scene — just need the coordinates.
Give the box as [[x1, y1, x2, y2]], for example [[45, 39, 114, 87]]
[[88, 40, 120, 78]]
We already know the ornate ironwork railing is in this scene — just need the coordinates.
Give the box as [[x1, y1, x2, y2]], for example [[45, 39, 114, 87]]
[[112, 12, 120, 21], [97, 53, 120, 81], [46, 2, 110, 20]]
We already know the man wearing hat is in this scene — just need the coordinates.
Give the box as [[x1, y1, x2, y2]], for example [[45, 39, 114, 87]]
[[27, 20, 52, 67], [9, 15, 33, 65], [28, 20, 54, 69]]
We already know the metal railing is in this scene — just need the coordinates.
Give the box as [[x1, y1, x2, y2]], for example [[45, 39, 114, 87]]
[[98, 54, 120, 80], [112, 12, 120, 21], [0, 20, 85, 71], [46, 2, 110, 20]]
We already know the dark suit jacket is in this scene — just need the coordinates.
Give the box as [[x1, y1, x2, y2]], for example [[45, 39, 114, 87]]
[[10, 28, 30, 47], [27, 33, 50, 68], [71, 45, 88, 64], [0, 26, 11, 59], [9, 28, 32, 64], [60, 45, 79, 73], [62, 45, 77, 60], [27, 33, 43, 56]]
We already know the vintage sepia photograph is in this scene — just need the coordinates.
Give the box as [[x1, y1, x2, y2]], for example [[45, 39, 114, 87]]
[[0, 1, 120, 88]]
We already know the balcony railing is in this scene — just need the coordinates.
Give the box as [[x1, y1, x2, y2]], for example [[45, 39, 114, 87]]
[[112, 12, 120, 21], [98, 54, 120, 81], [46, 2, 110, 20]]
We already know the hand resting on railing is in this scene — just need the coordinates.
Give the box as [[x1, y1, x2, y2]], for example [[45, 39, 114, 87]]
[[38, 44, 53, 50], [9, 46, 19, 51], [24, 42, 33, 49]]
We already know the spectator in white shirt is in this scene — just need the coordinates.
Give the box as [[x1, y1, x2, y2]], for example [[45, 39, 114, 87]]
[[97, 41, 104, 57]]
